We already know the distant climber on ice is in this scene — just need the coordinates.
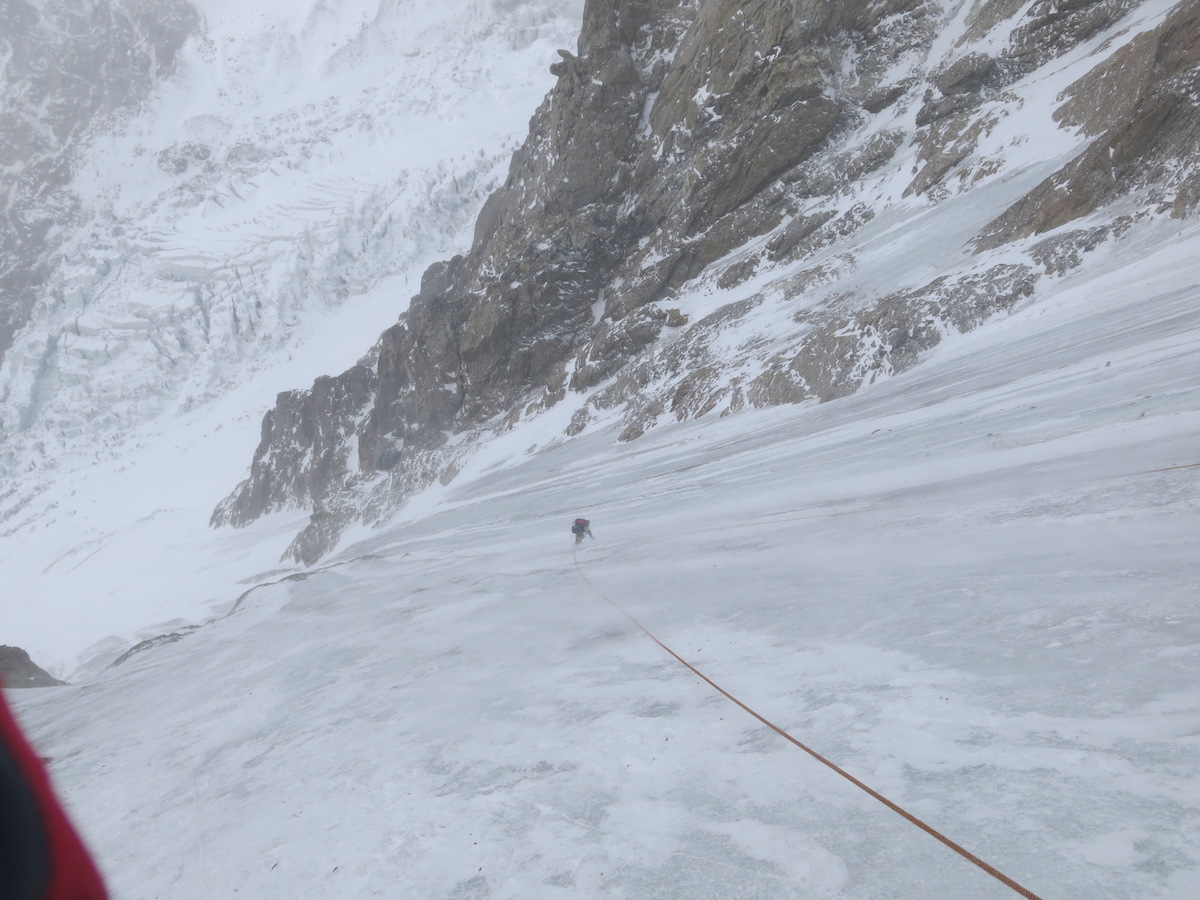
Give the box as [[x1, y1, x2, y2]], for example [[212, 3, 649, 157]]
[[571, 518, 593, 544]]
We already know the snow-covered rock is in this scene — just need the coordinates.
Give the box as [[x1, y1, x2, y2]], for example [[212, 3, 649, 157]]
[[215, 0, 1200, 563]]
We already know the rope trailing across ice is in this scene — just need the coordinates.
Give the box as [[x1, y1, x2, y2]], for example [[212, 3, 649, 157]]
[[571, 549, 1046, 900], [563, 457, 1196, 894]]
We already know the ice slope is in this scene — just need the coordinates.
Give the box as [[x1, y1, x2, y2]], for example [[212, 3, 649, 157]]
[[10, 216, 1199, 898]]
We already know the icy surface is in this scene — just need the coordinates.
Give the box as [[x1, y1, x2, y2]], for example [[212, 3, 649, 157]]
[[10, 221, 1200, 898]]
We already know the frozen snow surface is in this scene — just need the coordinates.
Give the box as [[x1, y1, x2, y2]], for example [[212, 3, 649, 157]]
[[2, 0, 1199, 897], [11, 219, 1200, 897]]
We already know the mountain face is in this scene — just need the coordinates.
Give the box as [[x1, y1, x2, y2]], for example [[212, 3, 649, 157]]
[[212, 0, 1198, 564]]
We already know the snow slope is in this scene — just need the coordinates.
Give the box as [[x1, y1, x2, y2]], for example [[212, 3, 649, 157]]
[[0, 0, 584, 675], [10, 213, 1199, 898]]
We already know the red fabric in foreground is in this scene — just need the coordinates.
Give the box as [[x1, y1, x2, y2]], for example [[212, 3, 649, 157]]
[[0, 689, 107, 900]]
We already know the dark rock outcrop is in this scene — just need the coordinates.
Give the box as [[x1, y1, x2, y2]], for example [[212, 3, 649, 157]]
[[976, 2, 1200, 247], [216, 0, 703, 553], [0, 646, 65, 688]]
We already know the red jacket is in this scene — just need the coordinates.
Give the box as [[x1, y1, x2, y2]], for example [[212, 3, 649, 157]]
[[0, 688, 108, 900]]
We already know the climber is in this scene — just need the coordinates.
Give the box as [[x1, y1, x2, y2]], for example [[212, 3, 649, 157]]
[[571, 518, 594, 544], [0, 688, 108, 900]]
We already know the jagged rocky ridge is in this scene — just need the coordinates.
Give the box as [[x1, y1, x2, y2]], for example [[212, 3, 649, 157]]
[[214, 0, 1200, 563]]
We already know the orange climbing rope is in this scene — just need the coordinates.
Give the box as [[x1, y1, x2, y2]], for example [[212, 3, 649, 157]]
[[571, 552, 1046, 900], [565, 457, 1195, 895]]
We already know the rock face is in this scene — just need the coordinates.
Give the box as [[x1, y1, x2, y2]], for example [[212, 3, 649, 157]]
[[0, 645, 66, 688], [215, 0, 1200, 563], [976, 1, 1200, 247]]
